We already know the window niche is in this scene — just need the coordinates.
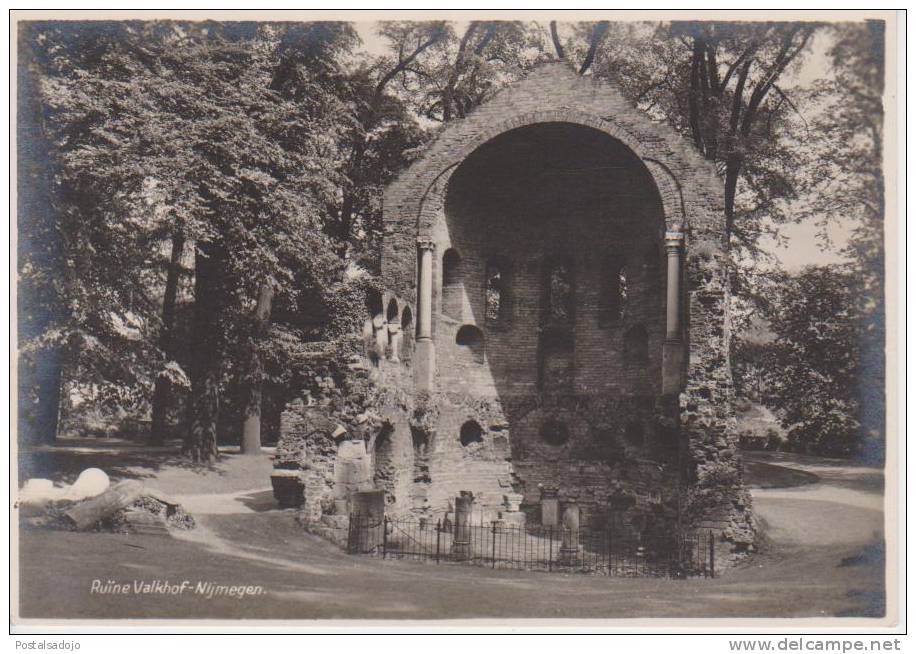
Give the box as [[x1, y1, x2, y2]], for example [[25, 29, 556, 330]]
[[624, 324, 649, 364], [485, 258, 511, 326], [539, 256, 575, 390], [545, 258, 574, 325], [599, 257, 628, 327], [455, 325, 485, 364], [400, 307, 414, 362], [443, 248, 461, 287], [441, 248, 463, 319], [459, 420, 484, 447], [386, 298, 399, 323], [540, 418, 570, 447]]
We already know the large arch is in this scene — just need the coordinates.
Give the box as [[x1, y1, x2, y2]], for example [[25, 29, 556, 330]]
[[411, 110, 687, 241]]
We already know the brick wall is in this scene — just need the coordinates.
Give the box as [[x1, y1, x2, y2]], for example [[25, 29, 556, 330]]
[[282, 61, 753, 554]]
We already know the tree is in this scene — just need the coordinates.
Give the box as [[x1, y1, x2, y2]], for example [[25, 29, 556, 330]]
[[19, 21, 359, 462], [794, 22, 886, 459], [19, 21, 174, 445], [754, 266, 876, 457], [581, 21, 818, 258]]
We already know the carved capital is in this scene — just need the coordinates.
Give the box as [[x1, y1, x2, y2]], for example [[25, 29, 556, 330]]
[[664, 231, 684, 253], [416, 238, 436, 252]]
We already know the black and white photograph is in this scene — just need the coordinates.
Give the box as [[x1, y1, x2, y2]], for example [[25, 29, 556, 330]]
[[11, 8, 902, 634]]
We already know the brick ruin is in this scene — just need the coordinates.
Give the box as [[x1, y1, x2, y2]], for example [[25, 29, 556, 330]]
[[276, 63, 755, 556]]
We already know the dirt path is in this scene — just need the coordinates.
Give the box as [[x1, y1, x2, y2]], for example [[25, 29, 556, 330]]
[[16, 450, 887, 621]]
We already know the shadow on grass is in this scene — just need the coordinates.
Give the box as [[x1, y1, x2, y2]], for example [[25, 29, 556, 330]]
[[18, 438, 234, 486]]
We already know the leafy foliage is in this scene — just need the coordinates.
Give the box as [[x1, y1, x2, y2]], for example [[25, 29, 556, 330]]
[[745, 266, 880, 459]]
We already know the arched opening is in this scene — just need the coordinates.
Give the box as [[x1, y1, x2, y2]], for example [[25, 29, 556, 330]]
[[459, 420, 484, 447], [373, 425, 395, 492], [386, 298, 399, 323], [545, 258, 574, 324], [410, 426, 431, 484], [599, 257, 628, 327], [443, 121, 665, 394], [442, 249, 461, 287], [442, 248, 463, 319], [540, 418, 570, 446], [624, 324, 649, 364], [485, 258, 509, 325], [400, 307, 413, 362], [455, 325, 485, 364], [366, 288, 383, 319]]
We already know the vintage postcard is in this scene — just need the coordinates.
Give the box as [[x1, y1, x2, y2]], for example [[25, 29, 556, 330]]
[[10, 9, 902, 634]]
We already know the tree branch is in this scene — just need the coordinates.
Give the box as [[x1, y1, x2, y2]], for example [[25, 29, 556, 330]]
[[550, 21, 565, 60], [579, 21, 610, 74]]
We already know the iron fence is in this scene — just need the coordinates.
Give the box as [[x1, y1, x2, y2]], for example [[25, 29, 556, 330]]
[[346, 513, 715, 578]]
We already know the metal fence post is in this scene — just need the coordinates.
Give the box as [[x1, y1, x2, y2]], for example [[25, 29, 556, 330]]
[[709, 530, 715, 578], [548, 527, 554, 572], [491, 521, 497, 568], [435, 519, 441, 564]]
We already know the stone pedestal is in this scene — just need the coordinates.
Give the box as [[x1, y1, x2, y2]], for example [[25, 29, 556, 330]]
[[499, 511, 526, 528], [559, 500, 581, 562], [503, 492, 523, 512], [452, 491, 474, 561], [540, 487, 560, 527], [351, 490, 386, 553], [270, 469, 304, 509], [333, 439, 373, 514]]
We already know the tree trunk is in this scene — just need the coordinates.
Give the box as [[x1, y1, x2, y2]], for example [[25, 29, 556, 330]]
[[239, 282, 274, 455], [149, 230, 185, 446], [63, 480, 146, 530], [184, 241, 225, 464], [22, 346, 64, 446]]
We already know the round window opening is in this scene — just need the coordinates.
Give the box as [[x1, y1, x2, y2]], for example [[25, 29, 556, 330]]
[[459, 420, 484, 447], [540, 419, 570, 446]]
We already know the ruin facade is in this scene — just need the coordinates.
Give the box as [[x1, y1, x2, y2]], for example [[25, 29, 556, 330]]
[[279, 62, 754, 553]]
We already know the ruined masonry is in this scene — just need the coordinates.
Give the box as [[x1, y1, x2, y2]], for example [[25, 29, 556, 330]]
[[278, 62, 755, 556]]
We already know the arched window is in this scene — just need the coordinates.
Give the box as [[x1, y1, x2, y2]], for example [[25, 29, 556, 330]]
[[366, 288, 383, 320], [442, 249, 463, 319], [455, 325, 485, 364], [485, 259, 506, 324], [442, 249, 461, 287], [546, 259, 574, 323], [459, 420, 484, 447], [386, 298, 399, 323], [624, 324, 649, 364], [401, 306, 413, 333], [599, 258, 627, 327], [400, 307, 414, 362]]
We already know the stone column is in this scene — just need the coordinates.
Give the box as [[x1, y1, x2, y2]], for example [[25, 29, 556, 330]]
[[451, 491, 474, 560], [662, 231, 685, 395], [415, 238, 436, 391]]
